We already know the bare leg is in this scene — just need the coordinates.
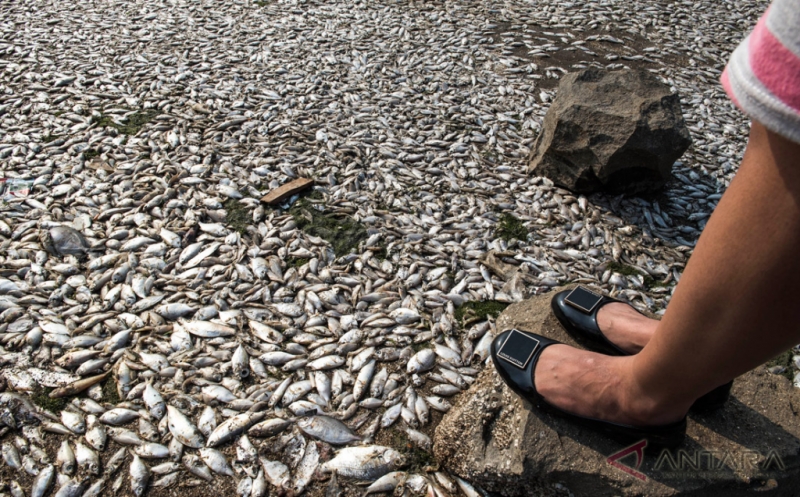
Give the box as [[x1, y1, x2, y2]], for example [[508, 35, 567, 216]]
[[534, 121, 800, 426]]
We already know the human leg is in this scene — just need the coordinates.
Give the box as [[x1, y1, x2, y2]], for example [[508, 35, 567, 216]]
[[532, 121, 800, 427]]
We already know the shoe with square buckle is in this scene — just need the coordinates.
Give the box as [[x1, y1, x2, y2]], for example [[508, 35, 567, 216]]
[[491, 328, 687, 449], [551, 286, 733, 413]]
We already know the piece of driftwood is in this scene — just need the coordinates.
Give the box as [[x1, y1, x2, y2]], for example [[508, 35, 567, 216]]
[[260, 178, 314, 205]]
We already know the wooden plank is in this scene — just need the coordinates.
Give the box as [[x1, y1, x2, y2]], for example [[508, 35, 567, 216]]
[[260, 178, 314, 205]]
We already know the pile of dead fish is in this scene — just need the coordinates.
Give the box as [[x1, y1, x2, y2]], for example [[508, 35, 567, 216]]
[[0, 0, 763, 495]]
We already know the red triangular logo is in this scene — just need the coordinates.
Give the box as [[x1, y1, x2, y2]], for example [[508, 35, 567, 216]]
[[606, 439, 648, 481]]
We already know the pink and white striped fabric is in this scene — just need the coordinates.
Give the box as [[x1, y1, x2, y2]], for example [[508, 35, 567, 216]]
[[722, 0, 800, 144]]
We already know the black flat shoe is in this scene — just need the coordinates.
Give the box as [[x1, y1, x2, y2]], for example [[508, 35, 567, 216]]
[[551, 286, 733, 413], [491, 329, 686, 449]]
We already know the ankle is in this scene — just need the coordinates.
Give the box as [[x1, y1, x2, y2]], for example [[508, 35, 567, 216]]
[[620, 363, 691, 425]]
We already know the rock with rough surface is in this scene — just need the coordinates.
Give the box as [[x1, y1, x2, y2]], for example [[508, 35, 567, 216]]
[[528, 69, 692, 194], [433, 289, 800, 496]]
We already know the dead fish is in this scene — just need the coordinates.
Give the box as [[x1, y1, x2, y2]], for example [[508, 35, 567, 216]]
[[166, 406, 205, 448], [57, 440, 76, 475], [199, 448, 234, 476], [155, 303, 196, 320], [207, 411, 265, 447], [248, 418, 293, 438], [180, 319, 235, 337], [407, 349, 435, 374], [75, 442, 101, 475], [364, 471, 408, 495], [31, 464, 55, 497], [142, 382, 166, 419], [320, 446, 404, 480], [2, 442, 22, 469], [249, 320, 284, 343], [130, 454, 150, 497], [49, 373, 109, 398], [297, 416, 361, 445], [261, 459, 291, 489]]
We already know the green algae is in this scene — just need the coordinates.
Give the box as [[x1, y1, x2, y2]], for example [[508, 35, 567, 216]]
[[454, 300, 509, 326], [224, 199, 252, 235], [496, 213, 528, 242], [31, 386, 68, 413], [288, 191, 367, 257], [92, 108, 159, 136]]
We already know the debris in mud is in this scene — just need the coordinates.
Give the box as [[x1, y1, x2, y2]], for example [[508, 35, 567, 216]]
[[224, 199, 252, 234], [100, 375, 121, 405], [31, 386, 69, 413], [289, 191, 368, 256], [496, 213, 528, 242], [92, 108, 159, 136], [1, 178, 34, 200], [83, 148, 100, 160], [261, 177, 314, 205], [454, 301, 509, 328], [766, 350, 795, 381], [400, 431, 437, 472], [42, 225, 90, 257]]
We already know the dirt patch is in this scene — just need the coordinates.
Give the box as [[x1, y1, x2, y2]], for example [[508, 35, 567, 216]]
[[496, 213, 528, 242], [288, 192, 367, 257], [30, 385, 70, 413], [92, 108, 159, 136], [83, 148, 101, 160], [224, 199, 252, 235], [766, 350, 795, 382], [101, 375, 121, 404], [454, 300, 509, 328]]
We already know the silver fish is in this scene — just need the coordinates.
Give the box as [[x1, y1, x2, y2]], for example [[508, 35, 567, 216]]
[[364, 471, 408, 495], [406, 349, 436, 374], [261, 459, 291, 489], [166, 405, 205, 448], [31, 464, 55, 497], [130, 454, 150, 497], [320, 446, 405, 481], [75, 442, 101, 475], [199, 448, 234, 476], [207, 411, 265, 447], [248, 418, 293, 438], [297, 416, 361, 445]]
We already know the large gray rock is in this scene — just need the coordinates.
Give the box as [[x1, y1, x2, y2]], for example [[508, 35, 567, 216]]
[[433, 290, 800, 496], [528, 69, 692, 194]]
